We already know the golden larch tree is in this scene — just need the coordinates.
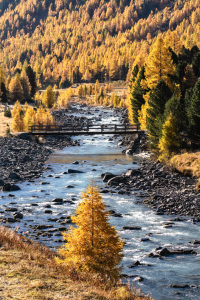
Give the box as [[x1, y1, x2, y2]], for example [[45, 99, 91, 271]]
[[144, 37, 176, 90], [55, 185, 124, 279], [42, 85, 55, 108], [20, 70, 31, 100], [158, 113, 180, 161], [24, 106, 35, 132], [9, 74, 24, 102]]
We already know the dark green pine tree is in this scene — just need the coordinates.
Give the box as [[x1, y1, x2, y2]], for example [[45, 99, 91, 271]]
[[25, 66, 37, 97], [0, 82, 7, 102], [129, 64, 139, 87], [164, 94, 186, 132], [146, 80, 172, 149], [187, 78, 200, 142], [130, 66, 147, 124], [192, 52, 200, 77]]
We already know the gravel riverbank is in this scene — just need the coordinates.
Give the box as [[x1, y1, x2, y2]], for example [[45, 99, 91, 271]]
[[0, 106, 91, 192]]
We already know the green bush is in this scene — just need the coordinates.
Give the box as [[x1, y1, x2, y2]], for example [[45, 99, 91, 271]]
[[4, 107, 11, 118]]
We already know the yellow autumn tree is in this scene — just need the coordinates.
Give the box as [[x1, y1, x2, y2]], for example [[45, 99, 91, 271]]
[[11, 112, 24, 132], [24, 106, 35, 132], [42, 85, 55, 108], [158, 113, 180, 161], [77, 85, 84, 98], [144, 37, 176, 90], [164, 31, 182, 55], [11, 100, 22, 118], [55, 185, 124, 279]]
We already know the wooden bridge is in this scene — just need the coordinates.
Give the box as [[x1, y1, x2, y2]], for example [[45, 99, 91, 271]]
[[29, 124, 141, 135]]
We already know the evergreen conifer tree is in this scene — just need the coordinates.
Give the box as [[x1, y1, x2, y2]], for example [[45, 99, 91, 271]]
[[55, 185, 124, 279], [25, 66, 37, 97], [187, 78, 200, 141], [147, 80, 172, 149], [129, 66, 146, 124]]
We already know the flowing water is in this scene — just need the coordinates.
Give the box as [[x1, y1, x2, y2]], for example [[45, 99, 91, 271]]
[[0, 106, 200, 300]]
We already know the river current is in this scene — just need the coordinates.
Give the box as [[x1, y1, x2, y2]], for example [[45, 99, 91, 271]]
[[1, 106, 200, 300]]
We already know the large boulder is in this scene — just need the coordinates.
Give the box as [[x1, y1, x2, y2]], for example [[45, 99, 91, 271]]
[[102, 173, 116, 182]]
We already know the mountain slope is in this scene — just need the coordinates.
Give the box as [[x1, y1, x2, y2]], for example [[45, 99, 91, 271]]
[[0, 0, 200, 87]]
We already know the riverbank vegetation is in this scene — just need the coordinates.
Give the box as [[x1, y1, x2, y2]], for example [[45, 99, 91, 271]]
[[127, 34, 200, 163], [0, 219, 151, 300]]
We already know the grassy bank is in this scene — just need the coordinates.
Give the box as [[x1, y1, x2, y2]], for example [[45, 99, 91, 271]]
[[170, 152, 200, 178], [0, 226, 152, 300]]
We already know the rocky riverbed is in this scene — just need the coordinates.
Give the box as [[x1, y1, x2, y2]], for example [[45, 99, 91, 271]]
[[0, 105, 94, 192], [101, 155, 200, 219]]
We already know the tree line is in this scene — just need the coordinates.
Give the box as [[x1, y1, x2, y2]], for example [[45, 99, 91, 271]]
[[128, 32, 200, 160]]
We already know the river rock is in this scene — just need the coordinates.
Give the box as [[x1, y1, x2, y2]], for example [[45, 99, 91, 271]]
[[10, 185, 21, 191], [67, 169, 84, 173], [123, 226, 141, 230], [65, 185, 75, 188], [44, 210, 52, 214], [158, 248, 171, 256], [102, 173, 116, 182], [52, 198, 63, 203], [3, 183, 12, 191], [13, 212, 23, 219], [5, 207, 18, 212], [9, 173, 21, 180], [72, 161, 79, 164], [0, 180, 4, 186]]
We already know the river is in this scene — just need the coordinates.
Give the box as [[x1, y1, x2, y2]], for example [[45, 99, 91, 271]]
[[0, 106, 200, 300]]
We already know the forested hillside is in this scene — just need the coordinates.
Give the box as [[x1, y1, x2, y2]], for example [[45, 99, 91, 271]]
[[0, 0, 200, 87]]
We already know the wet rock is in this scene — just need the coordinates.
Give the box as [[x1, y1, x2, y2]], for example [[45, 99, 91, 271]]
[[102, 173, 116, 182], [52, 198, 63, 203], [158, 248, 171, 256], [67, 169, 84, 173], [170, 284, 190, 288], [13, 212, 23, 219], [0, 180, 4, 186], [126, 149, 133, 155], [44, 210, 52, 214], [3, 183, 12, 191], [6, 217, 17, 223], [59, 227, 67, 231], [65, 185, 75, 188], [123, 226, 141, 230], [40, 182, 50, 185], [140, 237, 150, 242], [5, 207, 18, 212], [9, 173, 21, 180], [72, 161, 79, 164], [10, 185, 21, 191], [44, 204, 51, 208]]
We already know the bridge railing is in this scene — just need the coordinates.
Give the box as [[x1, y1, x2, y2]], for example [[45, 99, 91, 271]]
[[29, 124, 140, 133]]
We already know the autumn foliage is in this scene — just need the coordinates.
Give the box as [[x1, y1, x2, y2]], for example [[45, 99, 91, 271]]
[[55, 185, 124, 279]]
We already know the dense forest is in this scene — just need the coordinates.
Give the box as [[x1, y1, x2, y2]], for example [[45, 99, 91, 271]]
[[0, 0, 200, 87]]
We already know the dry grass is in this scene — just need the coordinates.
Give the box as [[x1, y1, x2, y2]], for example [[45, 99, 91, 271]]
[[0, 226, 152, 300], [0, 106, 13, 137], [170, 152, 200, 177]]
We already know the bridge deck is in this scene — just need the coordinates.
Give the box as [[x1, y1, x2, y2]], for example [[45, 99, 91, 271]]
[[29, 124, 141, 135]]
